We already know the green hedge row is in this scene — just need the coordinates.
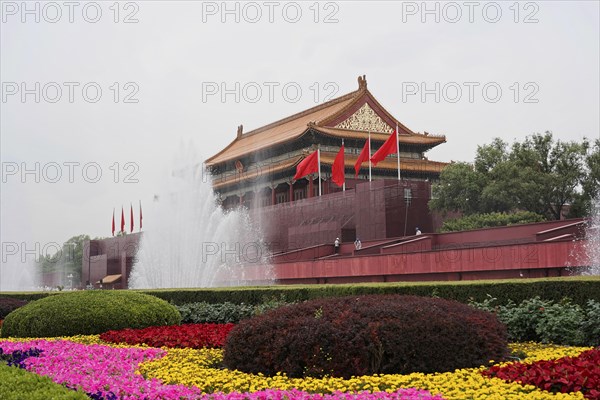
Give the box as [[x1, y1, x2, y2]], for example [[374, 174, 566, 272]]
[[0, 363, 88, 400], [1, 277, 599, 306], [143, 277, 600, 306]]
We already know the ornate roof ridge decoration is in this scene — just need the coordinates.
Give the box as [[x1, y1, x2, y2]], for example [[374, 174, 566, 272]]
[[334, 103, 393, 134]]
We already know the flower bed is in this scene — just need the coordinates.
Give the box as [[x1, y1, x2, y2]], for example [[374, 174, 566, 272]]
[[138, 343, 591, 399], [0, 336, 594, 399], [99, 323, 235, 349], [483, 348, 600, 399], [0, 339, 202, 399]]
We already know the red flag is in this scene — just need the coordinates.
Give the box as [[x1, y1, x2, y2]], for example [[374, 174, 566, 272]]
[[332, 144, 345, 187], [111, 209, 115, 236], [354, 139, 370, 177], [120, 207, 125, 233], [139, 200, 143, 231], [370, 130, 398, 166], [130, 203, 134, 233], [294, 150, 319, 180]]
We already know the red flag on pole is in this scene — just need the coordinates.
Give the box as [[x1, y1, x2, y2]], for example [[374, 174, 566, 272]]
[[332, 144, 345, 187], [111, 209, 115, 236], [370, 130, 398, 166], [293, 150, 319, 180], [130, 203, 134, 233], [139, 200, 143, 231], [120, 207, 125, 233], [354, 139, 370, 177]]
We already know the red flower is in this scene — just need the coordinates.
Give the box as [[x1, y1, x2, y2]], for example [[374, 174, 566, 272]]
[[99, 323, 235, 349], [483, 348, 600, 399]]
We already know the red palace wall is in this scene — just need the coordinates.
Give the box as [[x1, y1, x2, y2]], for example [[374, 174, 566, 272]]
[[250, 180, 434, 253]]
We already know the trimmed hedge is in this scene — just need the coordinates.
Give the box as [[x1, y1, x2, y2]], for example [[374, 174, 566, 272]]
[[224, 295, 508, 378], [0, 362, 88, 400], [440, 211, 545, 232], [0, 291, 181, 338], [1, 277, 599, 306]]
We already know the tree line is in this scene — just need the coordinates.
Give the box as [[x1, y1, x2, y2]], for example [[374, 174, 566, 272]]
[[430, 132, 600, 228]]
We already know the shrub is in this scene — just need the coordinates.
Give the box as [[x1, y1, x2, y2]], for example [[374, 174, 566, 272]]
[[2, 277, 600, 306], [535, 301, 585, 345], [581, 300, 600, 347], [499, 297, 552, 342], [0, 298, 27, 319], [176, 298, 290, 324], [0, 363, 89, 400], [0, 291, 181, 338], [99, 323, 234, 348], [440, 211, 545, 232], [470, 296, 594, 346], [224, 295, 508, 378], [177, 302, 255, 324]]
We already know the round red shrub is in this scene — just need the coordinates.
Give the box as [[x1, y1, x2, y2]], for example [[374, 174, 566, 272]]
[[223, 295, 508, 378], [0, 298, 27, 320]]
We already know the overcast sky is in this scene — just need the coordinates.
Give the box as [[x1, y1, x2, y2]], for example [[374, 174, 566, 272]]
[[1, 1, 599, 262]]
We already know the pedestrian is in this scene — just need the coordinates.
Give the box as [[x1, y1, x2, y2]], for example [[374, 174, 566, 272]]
[[334, 237, 340, 253], [354, 237, 362, 250], [415, 227, 422, 235]]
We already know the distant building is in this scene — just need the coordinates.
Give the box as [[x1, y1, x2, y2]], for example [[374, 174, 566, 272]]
[[206, 76, 447, 209]]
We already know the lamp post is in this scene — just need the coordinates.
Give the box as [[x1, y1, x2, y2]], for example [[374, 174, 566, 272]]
[[86, 240, 94, 290]]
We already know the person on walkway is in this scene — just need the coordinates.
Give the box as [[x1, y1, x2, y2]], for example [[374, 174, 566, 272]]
[[354, 238, 362, 250], [334, 237, 340, 253], [415, 227, 422, 235]]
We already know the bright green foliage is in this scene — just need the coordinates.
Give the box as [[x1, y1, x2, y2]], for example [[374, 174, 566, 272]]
[[470, 296, 598, 346], [0, 290, 181, 338], [580, 299, 600, 347], [440, 211, 545, 232], [176, 298, 290, 324], [0, 363, 88, 399]]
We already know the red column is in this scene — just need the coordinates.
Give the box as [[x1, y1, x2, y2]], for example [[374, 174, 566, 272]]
[[289, 181, 294, 203], [308, 178, 314, 198], [271, 186, 276, 205]]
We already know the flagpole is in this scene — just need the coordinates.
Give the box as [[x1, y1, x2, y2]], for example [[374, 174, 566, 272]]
[[139, 200, 142, 232], [342, 139, 345, 192], [368, 132, 372, 182], [396, 123, 401, 180], [317, 147, 322, 196]]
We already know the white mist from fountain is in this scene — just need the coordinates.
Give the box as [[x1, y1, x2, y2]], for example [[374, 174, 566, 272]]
[[128, 146, 272, 289], [0, 258, 38, 292], [584, 197, 600, 275], [0, 210, 39, 292]]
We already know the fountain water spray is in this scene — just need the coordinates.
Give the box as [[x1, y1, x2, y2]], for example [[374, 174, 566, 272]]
[[128, 146, 272, 289], [584, 197, 600, 275], [0, 258, 38, 292]]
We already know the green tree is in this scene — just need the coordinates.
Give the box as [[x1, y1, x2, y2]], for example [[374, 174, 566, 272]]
[[511, 132, 588, 219], [430, 132, 598, 220], [429, 162, 484, 215]]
